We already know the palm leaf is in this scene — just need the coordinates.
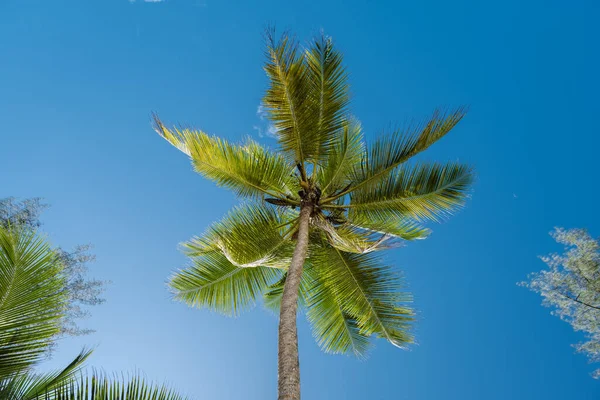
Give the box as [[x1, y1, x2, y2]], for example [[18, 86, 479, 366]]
[[262, 30, 311, 166], [183, 203, 297, 269], [154, 116, 296, 199], [346, 213, 430, 241], [339, 162, 473, 222], [312, 216, 391, 254], [169, 251, 282, 316], [47, 373, 188, 400], [310, 247, 414, 349], [261, 258, 370, 357], [304, 34, 350, 167], [0, 350, 90, 399], [323, 107, 467, 202], [0, 226, 67, 377], [317, 118, 363, 196], [302, 262, 370, 357]]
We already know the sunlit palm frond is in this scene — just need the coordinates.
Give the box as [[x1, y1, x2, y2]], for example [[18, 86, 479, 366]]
[[302, 263, 370, 357], [169, 251, 282, 316], [310, 247, 414, 349], [262, 30, 312, 167], [0, 226, 67, 377], [0, 350, 90, 399], [48, 373, 188, 400], [340, 162, 473, 222], [261, 258, 370, 357], [323, 107, 467, 201], [304, 34, 350, 166], [317, 118, 363, 196], [312, 216, 391, 254], [346, 213, 431, 241], [154, 115, 297, 199], [183, 203, 297, 269]]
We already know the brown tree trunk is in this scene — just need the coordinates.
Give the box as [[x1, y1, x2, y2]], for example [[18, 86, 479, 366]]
[[278, 201, 313, 400]]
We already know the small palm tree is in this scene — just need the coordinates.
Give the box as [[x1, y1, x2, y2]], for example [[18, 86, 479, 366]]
[[0, 225, 188, 400], [154, 30, 473, 400]]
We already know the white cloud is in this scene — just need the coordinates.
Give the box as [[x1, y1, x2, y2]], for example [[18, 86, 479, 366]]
[[256, 105, 266, 120], [254, 104, 278, 139], [129, 0, 165, 3]]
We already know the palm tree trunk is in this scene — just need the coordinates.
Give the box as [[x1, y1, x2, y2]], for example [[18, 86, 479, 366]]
[[278, 201, 313, 400]]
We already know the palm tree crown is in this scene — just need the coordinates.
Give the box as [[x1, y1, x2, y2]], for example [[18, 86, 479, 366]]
[[154, 30, 473, 399]]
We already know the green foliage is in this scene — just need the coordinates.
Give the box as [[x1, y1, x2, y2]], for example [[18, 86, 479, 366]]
[[0, 197, 106, 337], [155, 30, 472, 358], [170, 251, 282, 316], [183, 203, 297, 268], [0, 226, 188, 400], [0, 226, 68, 376], [343, 162, 474, 222], [309, 247, 414, 351], [48, 374, 188, 400], [154, 120, 296, 199]]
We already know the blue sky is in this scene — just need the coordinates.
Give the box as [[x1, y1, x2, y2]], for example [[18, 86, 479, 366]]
[[1, 0, 599, 398]]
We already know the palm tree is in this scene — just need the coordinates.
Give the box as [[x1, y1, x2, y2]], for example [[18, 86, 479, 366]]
[[154, 30, 473, 400], [0, 225, 188, 400]]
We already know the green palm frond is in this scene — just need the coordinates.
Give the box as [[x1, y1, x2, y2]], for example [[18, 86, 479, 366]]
[[312, 216, 391, 254], [154, 116, 297, 199], [183, 203, 297, 269], [317, 118, 363, 196], [262, 30, 311, 167], [310, 247, 414, 349], [323, 107, 467, 202], [169, 251, 282, 316], [263, 30, 349, 169], [303, 263, 370, 357], [261, 260, 370, 357], [339, 162, 473, 222], [0, 226, 67, 377], [346, 214, 431, 241], [0, 350, 90, 399], [304, 34, 350, 166], [48, 373, 188, 400]]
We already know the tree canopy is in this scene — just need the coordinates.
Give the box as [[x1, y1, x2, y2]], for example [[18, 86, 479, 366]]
[[521, 228, 600, 378]]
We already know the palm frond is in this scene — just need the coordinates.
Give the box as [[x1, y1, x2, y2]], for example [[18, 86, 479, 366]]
[[47, 373, 188, 400], [340, 162, 473, 222], [183, 203, 297, 269], [0, 350, 90, 399], [263, 30, 348, 167], [304, 34, 350, 166], [312, 216, 391, 254], [262, 30, 311, 167], [169, 251, 282, 316], [324, 107, 467, 201], [346, 214, 430, 241], [261, 258, 370, 357], [0, 226, 67, 377], [303, 263, 370, 357], [317, 118, 363, 196], [310, 247, 414, 349], [154, 115, 297, 199]]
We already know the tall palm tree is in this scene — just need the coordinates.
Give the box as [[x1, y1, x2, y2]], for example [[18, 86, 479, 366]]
[[154, 30, 473, 400], [0, 225, 188, 400]]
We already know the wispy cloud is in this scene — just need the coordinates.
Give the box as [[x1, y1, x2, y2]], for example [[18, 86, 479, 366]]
[[129, 0, 165, 3], [254, 104, 278, 139]]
